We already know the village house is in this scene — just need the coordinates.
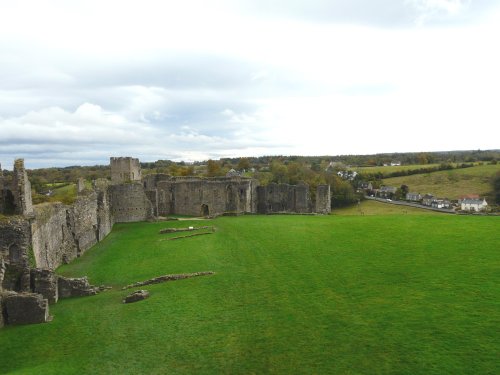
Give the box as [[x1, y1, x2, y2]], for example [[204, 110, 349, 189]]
[[461, 198, 488, 212], [358, 181, 373, 192], [422, 194, 434, 206], [458, 194, 479, 204], [431, 199, 451, 209], [378, 186, 397, 198], [406, 192, 421, 201], [337, 170, 358, 181]]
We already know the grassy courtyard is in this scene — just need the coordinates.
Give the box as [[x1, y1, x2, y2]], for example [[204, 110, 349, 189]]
[[0, 214, 499, 374]]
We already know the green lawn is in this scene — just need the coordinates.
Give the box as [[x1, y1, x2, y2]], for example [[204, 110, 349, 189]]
[[1, 215, 499, 374]]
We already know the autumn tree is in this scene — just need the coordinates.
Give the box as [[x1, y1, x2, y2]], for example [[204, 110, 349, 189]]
[[206, 159, 222, 177], [237, 157, 250, 171], [270, 160, 288, 183]]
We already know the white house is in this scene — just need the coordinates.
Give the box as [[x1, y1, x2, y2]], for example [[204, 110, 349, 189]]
[[431, 199, 451, 209], [461, 198, 488, 212]]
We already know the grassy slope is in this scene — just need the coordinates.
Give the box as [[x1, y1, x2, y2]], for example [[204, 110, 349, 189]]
[[354, 163, 442, 175], [0, 215, 499, 374], [332, 200, 440, 216], [383, 164, 500, 199]]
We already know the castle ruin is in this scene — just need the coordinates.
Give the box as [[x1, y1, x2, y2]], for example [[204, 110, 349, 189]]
[[0, 157, 331, 327], [110, 157, 141, 184]]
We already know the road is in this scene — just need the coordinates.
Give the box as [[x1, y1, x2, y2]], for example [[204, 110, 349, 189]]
[[364, 196, 456, 214]]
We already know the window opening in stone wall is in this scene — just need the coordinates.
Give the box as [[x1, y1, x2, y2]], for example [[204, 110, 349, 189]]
[[9, 244, 22, 263], [4, 190, 16, 214]]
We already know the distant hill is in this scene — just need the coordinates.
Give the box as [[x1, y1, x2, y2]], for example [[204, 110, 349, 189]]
[[382, 163, 500, 200]]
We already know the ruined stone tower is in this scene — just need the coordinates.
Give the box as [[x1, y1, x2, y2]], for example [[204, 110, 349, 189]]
[[0, 163, 4, 213], [0, 159, 34, 216], [315, 185, 331, 214], [110, 157, 142, 184], [12, 159, 34, 216]]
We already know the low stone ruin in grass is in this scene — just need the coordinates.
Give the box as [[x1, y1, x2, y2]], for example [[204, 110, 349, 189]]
[[123, 290, 150, 304], [122, 271, 215, 290], [159, 226, 215, 234], [159, 226, 216, 241]]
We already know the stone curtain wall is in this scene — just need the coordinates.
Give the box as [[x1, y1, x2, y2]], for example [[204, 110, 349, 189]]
[[31, 203, 78, 269], [316, 185, 331, 214], [110, 183, 154, 222], [153, 178, 255, 217], [257, 183, 313, 214], [94, 179, 114, 240], [0, 218, 32, 292], [31, 190, 114, 269]]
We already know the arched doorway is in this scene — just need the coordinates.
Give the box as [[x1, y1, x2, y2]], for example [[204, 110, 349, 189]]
[[201, 204, 209, 217]]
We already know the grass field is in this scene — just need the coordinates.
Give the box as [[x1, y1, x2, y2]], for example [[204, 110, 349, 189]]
[[353, 163, 442, 175], [383, 163, 500, 200], [332, 199, 440, 216], [1, 214, 499, 374]]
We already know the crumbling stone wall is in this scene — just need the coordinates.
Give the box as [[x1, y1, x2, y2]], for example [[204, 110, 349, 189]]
[[0, 293, 4, 327], [31, 203, 79, 269], [0, 217, 32, 292], [71, 192, 100, 254], [110, 183, 153, 222], [93, 178, 114, 240], [30, 189, 114, 269], [57, 275, 97, 298], [152, 177, 255, 217], [0, 163, 4, 214], [30, 268, 58, 304], [0, 159, 33, 216], [316, 185, 331, 214], [12, 159, 33, 216], [110, 157, 142, 184], [257, 182, 313, 214], [2, 292, 50, 325]]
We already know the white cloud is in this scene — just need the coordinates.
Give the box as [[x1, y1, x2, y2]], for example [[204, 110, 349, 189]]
[[1, 1, 499, 168], [407, 0, 471, 25]]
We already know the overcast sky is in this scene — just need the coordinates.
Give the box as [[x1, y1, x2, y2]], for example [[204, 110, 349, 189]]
[[1, 0, 499, 169]]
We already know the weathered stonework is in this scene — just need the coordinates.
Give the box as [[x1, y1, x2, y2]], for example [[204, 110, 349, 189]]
[[77, 177, 86, 193], [316, 185, 332, 214], [0, 163, 5, 214], [57, 275, 98, 298], [142, 175, 259, 217], [257, 182, 311, 214], [3, 292, 50, 325], [0, 159, 33, 216], [0, 217, 32, 293], [123, 290, 150, 303], [31, 203, 79, 269], [0, 293, 4, 327], [94, 178, 114, 240], [110, 157, 142, 184], [110, 183, 154, 222], [30, 268, 58, 304], [12, 159, 34, 216]]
